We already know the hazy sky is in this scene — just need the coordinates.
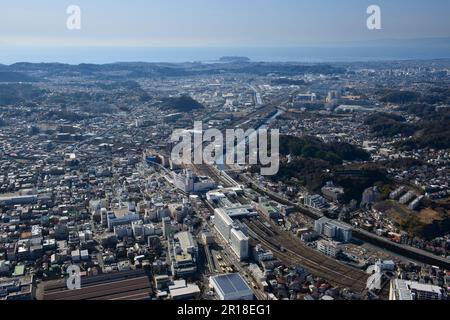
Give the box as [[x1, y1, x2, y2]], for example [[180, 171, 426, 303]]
[[1, 0, 450, 47]]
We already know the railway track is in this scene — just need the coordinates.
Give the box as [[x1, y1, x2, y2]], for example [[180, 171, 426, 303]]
[[244, 218, 368, 293], [193, 164, 234, 188]]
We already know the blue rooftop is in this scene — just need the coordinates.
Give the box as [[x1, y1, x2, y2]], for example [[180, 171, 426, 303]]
[[211, 273, 251, 295]]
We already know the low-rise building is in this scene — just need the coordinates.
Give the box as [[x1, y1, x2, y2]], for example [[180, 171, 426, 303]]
[[168, 231, 198, 278], [0, 275, 34, 300], [390, 279, 445, 300], [210, 273, 254, 300], [314, 217, 352, 243], [317, 240, 342, 258]]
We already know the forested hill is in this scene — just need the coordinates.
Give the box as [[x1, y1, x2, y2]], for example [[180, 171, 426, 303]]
[[159, 96, 204, 112], [279, 135, 370, 165]]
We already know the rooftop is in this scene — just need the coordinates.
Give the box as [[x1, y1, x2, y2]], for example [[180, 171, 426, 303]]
[[210, 273, 252, 297]]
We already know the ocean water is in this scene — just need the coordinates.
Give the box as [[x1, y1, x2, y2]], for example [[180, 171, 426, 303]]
[[1, 44, 450, 65]]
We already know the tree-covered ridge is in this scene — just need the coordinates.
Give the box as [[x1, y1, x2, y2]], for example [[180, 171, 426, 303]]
[[0, 84, 46, 105], [379, 88, 450, 105], [366, 106, 450, 150], [160, 96, 204, 112], [364, 113, 417, 137], [279, 135, 370, 165]]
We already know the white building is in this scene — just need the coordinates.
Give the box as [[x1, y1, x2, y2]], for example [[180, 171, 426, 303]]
[[210, 274, 254, 300], [305, 194, 327, 210], [230, 228, 249, 260], [253, 244, 274, 263], [131, 220, 156, 238], [366, 260, 396, 291], [248, 264, 266, 282], [114, 225, 133, 239], [106, 212, 141, 231], [317, 240, 342, 258], [314, 217, 352, 243], [294, 93, 317, 103], [390, 279, 445, 300], [172, 169, 216, 193], [399, 191, 417, 205], [169, 281, 201, 300], [409, 196, 424, 211], [168, 231, 198, 277], [213, 208, 249, 260]]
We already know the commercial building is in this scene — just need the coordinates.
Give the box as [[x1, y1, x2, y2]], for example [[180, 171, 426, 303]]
[[317, 240, 342, 258], [0, 275, 34, 300], [230, 228, 249, 261], [304, 195, 327, 210], [0, 195, 38, 206], [321, 184, 345, 203], [213, 208, 249, 260], [201, 232, 215, 245], [389, 279, 445, 300], [169, 280, 201, 300], [172, 169, 216, 193], [314, 217, 352, 243], [131, 220, 156, 238], [248, 264, 266, 283], [154, 275, 171, 291], [106, 211, 141, 231], [294, 93, 317, 103], [168, 231, 198, 278], [256, 200, 281, 220], [252, 244, 274, 264], [175, 232, 198, 259], [0, 261, 10, 276], [210, 273, 254, 300]]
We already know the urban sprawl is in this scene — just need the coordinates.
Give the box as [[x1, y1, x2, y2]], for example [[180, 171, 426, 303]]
[[0, 58, 449, 301]]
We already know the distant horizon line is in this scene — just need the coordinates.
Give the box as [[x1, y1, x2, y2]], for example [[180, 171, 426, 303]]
[[1, 35, 450, 48], [2, 57, 450, 67], [1, 38, 450, 65]]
